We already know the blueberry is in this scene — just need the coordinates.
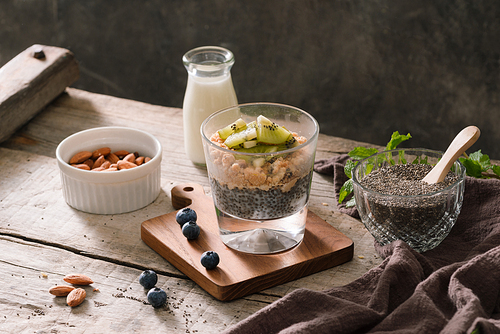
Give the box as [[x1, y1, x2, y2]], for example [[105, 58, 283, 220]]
[[182, 221, 200, 240], [201, 251, 220, 270], [176, 208, 197, 227], [147, 287, 167, 308], [139, 270, 158, 289]]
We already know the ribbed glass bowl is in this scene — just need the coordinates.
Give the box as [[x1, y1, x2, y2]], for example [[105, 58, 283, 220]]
[[352, 148, 466, 253]]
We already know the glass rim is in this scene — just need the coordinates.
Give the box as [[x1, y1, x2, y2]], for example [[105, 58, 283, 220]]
[[200, 102, 319, 156], [351, 147, 466, 198]]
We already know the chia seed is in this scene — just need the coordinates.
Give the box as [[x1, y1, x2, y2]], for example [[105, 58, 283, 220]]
[[357, 163, 463, 250], [360, 164, 459, 196], [209, 171, 312, 220]]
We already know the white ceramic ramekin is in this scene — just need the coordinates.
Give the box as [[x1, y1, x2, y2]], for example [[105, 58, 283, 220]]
[[56, 127, 162, 214]]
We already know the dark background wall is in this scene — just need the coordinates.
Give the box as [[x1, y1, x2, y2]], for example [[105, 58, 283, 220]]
[[1, 0, 499, 159]]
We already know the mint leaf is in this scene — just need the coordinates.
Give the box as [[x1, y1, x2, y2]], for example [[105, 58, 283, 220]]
[[348, 147, 378, 160], [344, 160, 358, 179], [345, 197, 356, 208], [338, 179, 353, 204], [385, 131, 412, 151], [492, 165, 500, 177], [469, 150, 491, 171], [460, 157, 484, 178]]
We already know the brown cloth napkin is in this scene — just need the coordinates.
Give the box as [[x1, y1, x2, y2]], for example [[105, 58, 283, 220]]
[[223, 154, 500, 334]]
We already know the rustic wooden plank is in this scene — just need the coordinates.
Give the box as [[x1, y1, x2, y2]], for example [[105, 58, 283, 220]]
[[0, 45, 79, 143], [0, 235, 266, 333]]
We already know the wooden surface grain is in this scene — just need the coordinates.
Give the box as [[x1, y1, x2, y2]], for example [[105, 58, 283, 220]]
[[0, 88, 383, 333]]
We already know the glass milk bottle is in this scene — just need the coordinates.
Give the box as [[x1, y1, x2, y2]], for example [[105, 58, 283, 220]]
[[182, 46, 238, 165]]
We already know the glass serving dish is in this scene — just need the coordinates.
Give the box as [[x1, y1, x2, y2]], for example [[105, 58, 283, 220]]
[[201, 103, 319, 254], [352, 148, 466, 253]]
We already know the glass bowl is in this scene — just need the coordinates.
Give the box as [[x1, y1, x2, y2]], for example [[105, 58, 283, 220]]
[[352, 148, 466, 253]]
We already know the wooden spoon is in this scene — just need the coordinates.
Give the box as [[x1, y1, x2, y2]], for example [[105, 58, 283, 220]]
[[422, 126, 480, 184]]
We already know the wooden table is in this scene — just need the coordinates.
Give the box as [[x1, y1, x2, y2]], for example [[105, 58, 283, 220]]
[[0, 88, 383, 333]]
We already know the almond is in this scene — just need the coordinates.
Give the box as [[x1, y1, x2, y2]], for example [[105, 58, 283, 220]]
[[135, 156, 145, 166], [145, 157, 152, 163], [49, 285, 75, 296], [123, 153, 136, 163], [107, 153, 120, 164], [101, 160, 111, 169], [92, 147, 111, 160], [63, 273, 93, 285], [73, 163, 90, 170], [93, 155, 105, 168], [69, 151, 92, 164], [113, 150, 129, 158], [117, 160, 137, 170], [67, 288, 86, 307], [83, 159, 94, 169]]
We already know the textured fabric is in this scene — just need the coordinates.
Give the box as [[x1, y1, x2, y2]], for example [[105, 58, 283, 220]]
[[223, 154, 500, 334]]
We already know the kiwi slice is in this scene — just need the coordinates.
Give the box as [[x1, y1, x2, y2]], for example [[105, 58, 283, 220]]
[[234, 145, 279, 154], [256, 115, 291, 145], [218, 118, 247, 140], [224, 127, 258, 148], [242, 140, 258, 148]]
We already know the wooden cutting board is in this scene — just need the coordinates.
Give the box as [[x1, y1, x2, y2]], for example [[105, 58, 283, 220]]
[[141, 183, 353, 301]]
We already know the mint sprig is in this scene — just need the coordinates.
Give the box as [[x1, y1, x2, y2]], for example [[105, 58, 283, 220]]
[[338, 132, 500, 208], [459, 150, 500, 179]]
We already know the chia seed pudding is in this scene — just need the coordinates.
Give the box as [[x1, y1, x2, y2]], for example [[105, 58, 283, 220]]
[[210, 171, 312, 220], [206, 131, 314, 220]]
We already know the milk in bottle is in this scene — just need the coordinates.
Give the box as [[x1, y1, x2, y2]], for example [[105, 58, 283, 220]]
[[182, 46, 238, 165]]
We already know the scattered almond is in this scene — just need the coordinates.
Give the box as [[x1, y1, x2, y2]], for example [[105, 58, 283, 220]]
[[63, 273, 93, 285], [67, 288, 86, 307], [49, 285, 75, 296]]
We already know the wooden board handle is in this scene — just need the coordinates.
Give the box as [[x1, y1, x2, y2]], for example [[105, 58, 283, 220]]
[[171, 183, 208, 210]]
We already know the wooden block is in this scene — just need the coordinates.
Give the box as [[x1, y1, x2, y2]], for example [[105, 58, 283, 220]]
[[0, 44, 79, 142], [141, 183, 354, 301]]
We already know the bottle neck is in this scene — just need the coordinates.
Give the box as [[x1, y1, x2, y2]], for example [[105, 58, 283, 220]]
[[183, 46, 235, 78]]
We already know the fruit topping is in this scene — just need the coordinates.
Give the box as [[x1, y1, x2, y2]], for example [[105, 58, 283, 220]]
[[175, 208, 197, 227], [218, 118, 247, 140], [216, 115, 301, 152], [139, 270, 158, 289], [224, 127, 258, 148]]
